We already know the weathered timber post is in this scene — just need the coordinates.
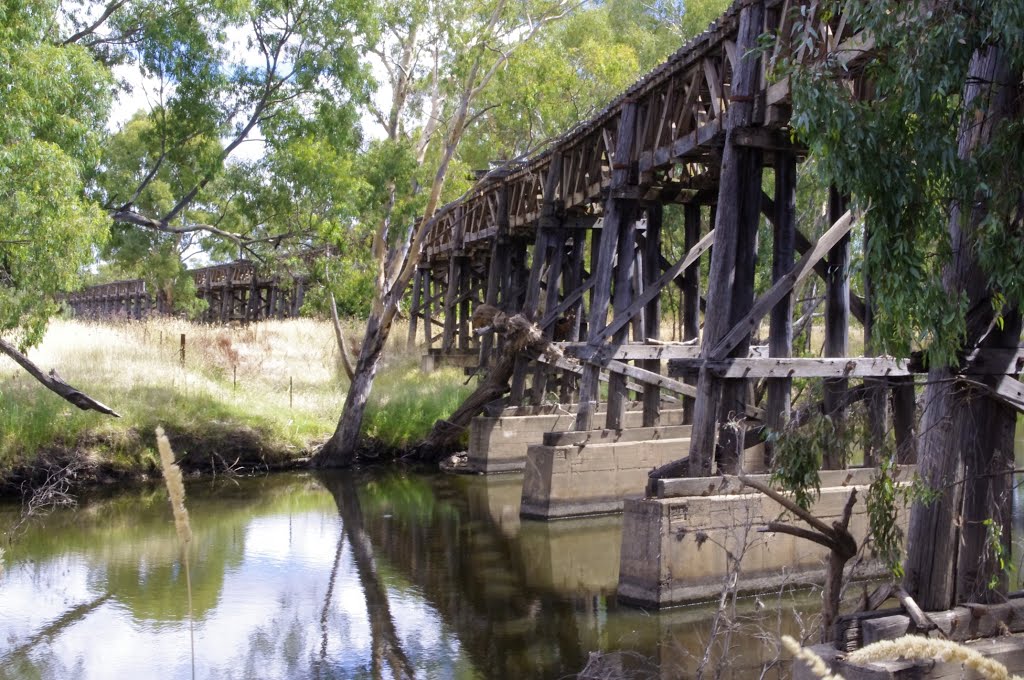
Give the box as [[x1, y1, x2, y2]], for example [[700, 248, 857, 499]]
[[510, 157, 562, 404], [268, 279, 280, 320], [479, 186, 509, 369], [457, 263, 472, 351], [531, 219, 566, 404], [220, 280, 232, 323], [863, 218, 886, 467], [605, 207, 640, 430], [682, 202, 703, 424], [765, 151, 797, 462], [685, 0, 765, 478], [407, 267, 423, 352], [559, 231, 587, 403], [641, 203, 663, 427], [133, 286, 145, 320], [716, 142, 764, 473], [293, 278, 305, 316], [575, 102, 639, 432], [441, 206, 467, 354], [822, 187, 850, 469], [422, 269, 435, 350]]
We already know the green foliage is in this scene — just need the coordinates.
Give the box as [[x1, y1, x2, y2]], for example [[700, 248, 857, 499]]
[[363, 363, 473, 448], [782, 0, 1024, 367], [0, 0, 112, 346], [769, 414, 829, 510], [865, 454, 905, 579], [983, 518, 1014, 590], [460, 0, 729, 168]]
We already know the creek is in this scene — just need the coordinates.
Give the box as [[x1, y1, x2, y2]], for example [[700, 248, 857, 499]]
[[1, 455, 1023, 679]]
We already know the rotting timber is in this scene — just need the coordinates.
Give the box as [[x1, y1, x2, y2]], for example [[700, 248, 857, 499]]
[[411, 0, 1024, 613]]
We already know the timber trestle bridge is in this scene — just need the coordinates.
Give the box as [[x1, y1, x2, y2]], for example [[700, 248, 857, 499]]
[[67, 261, 308, 323], [407, 0, 1024, 611]]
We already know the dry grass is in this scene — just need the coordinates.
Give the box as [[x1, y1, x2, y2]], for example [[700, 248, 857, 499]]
[[0, 316, 468, 477]]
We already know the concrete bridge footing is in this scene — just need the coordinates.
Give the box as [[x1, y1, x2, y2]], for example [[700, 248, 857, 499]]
[[467, 407, 687, 473], [616, 467, 913, 608]]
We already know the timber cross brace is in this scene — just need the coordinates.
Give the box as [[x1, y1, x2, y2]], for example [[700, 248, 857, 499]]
[[411, 0, 1024, 480]]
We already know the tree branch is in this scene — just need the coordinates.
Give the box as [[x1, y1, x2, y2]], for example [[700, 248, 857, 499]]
[[760, 521, 838, 552], [110, 208, 244, 245], [62, 0, 128, 45], [738, 472, 837, 539], [329, 293, 356, 381], [0, 337, 120, 417]]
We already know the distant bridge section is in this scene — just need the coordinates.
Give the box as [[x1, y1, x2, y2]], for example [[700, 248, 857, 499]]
[[67, 261, 307, 323]]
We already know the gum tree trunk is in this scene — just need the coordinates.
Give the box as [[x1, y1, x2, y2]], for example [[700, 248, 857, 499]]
[[315, 307, 394, 467], [903, 45, 1022, 609]]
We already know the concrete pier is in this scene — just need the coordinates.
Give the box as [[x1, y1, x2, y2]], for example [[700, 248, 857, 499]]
[[520, 432, 767, 520], [617, 467, 913, 608], [467, 407, 687, 473]]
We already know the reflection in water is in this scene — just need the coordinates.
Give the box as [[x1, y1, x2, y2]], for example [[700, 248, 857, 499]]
[[13, 444, 1024, 679]]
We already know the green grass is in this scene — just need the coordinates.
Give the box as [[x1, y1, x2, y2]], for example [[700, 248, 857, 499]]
[[364, 360, 473, 448], [0, 316, 469, 480]]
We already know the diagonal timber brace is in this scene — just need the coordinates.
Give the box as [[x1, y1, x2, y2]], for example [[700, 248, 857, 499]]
[[710, 209, 856, 360]]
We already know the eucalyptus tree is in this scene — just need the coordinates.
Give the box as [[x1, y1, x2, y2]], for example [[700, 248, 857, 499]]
[[314, 0, 734, 466], [315, 0, 582, 466], [0, 0, 112, 347], [90, 0, 374, 287], [0, 0, 120, 411], [784, 0, 1024, 608], [1, 0, 373, 411]]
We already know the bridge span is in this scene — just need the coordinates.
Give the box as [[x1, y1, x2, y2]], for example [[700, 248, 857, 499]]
[[407, 0, 1021, 613]]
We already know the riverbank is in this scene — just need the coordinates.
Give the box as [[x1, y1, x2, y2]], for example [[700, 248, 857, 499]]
[[0, 318, 472, 496]]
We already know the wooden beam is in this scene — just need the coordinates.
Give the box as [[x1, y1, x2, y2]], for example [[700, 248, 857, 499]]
[[982, 374, 1024, 413], [761, 190, 866, 323], [732, 126, 806, 152], [670, 357, 912, 379], [534, 351, 680, 404], [596, 228, 715, 344], [709, 209, 856, 360], [682, 203, 702, 423], [575, 102, 639, 431], [766, 150, 796, 457], [823, 188, 850, 468], [643, 204, 663, 426], [686, 0, 765, 478]]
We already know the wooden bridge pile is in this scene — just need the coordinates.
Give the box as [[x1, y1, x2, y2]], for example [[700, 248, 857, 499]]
[[409, 0, 1024, 478], [66, 261, 307, 323]]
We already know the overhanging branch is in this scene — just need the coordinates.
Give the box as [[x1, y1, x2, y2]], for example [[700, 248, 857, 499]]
[[0, 337, 121, 417]]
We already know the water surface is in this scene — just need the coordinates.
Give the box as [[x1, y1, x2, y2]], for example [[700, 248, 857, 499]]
[[1, 470, 815, 679]]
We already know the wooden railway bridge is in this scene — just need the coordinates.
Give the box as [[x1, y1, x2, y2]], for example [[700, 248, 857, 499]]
[[406, 0, 1024, 610], [67, 261, 308, 323]]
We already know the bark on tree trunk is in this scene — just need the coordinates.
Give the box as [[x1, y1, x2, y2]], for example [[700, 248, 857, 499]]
[[903, 45, 1022, 610], [315, 309, 392, 467]]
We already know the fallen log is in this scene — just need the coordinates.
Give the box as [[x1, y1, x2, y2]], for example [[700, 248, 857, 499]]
[[417, 312, 560, 460], [0, 336, 121, 417]]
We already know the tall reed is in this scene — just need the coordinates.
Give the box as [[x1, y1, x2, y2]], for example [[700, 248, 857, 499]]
[[156, 427, 195, 680]]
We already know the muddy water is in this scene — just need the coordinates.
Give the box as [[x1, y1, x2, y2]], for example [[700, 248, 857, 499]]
[[3, 436, 1023, 680]]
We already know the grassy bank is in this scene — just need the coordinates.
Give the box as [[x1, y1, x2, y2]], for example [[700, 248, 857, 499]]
[[0, 317, 472, 491]]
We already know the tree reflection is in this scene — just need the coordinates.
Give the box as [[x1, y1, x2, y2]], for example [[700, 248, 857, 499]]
[[317, 472, 415, 680]]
